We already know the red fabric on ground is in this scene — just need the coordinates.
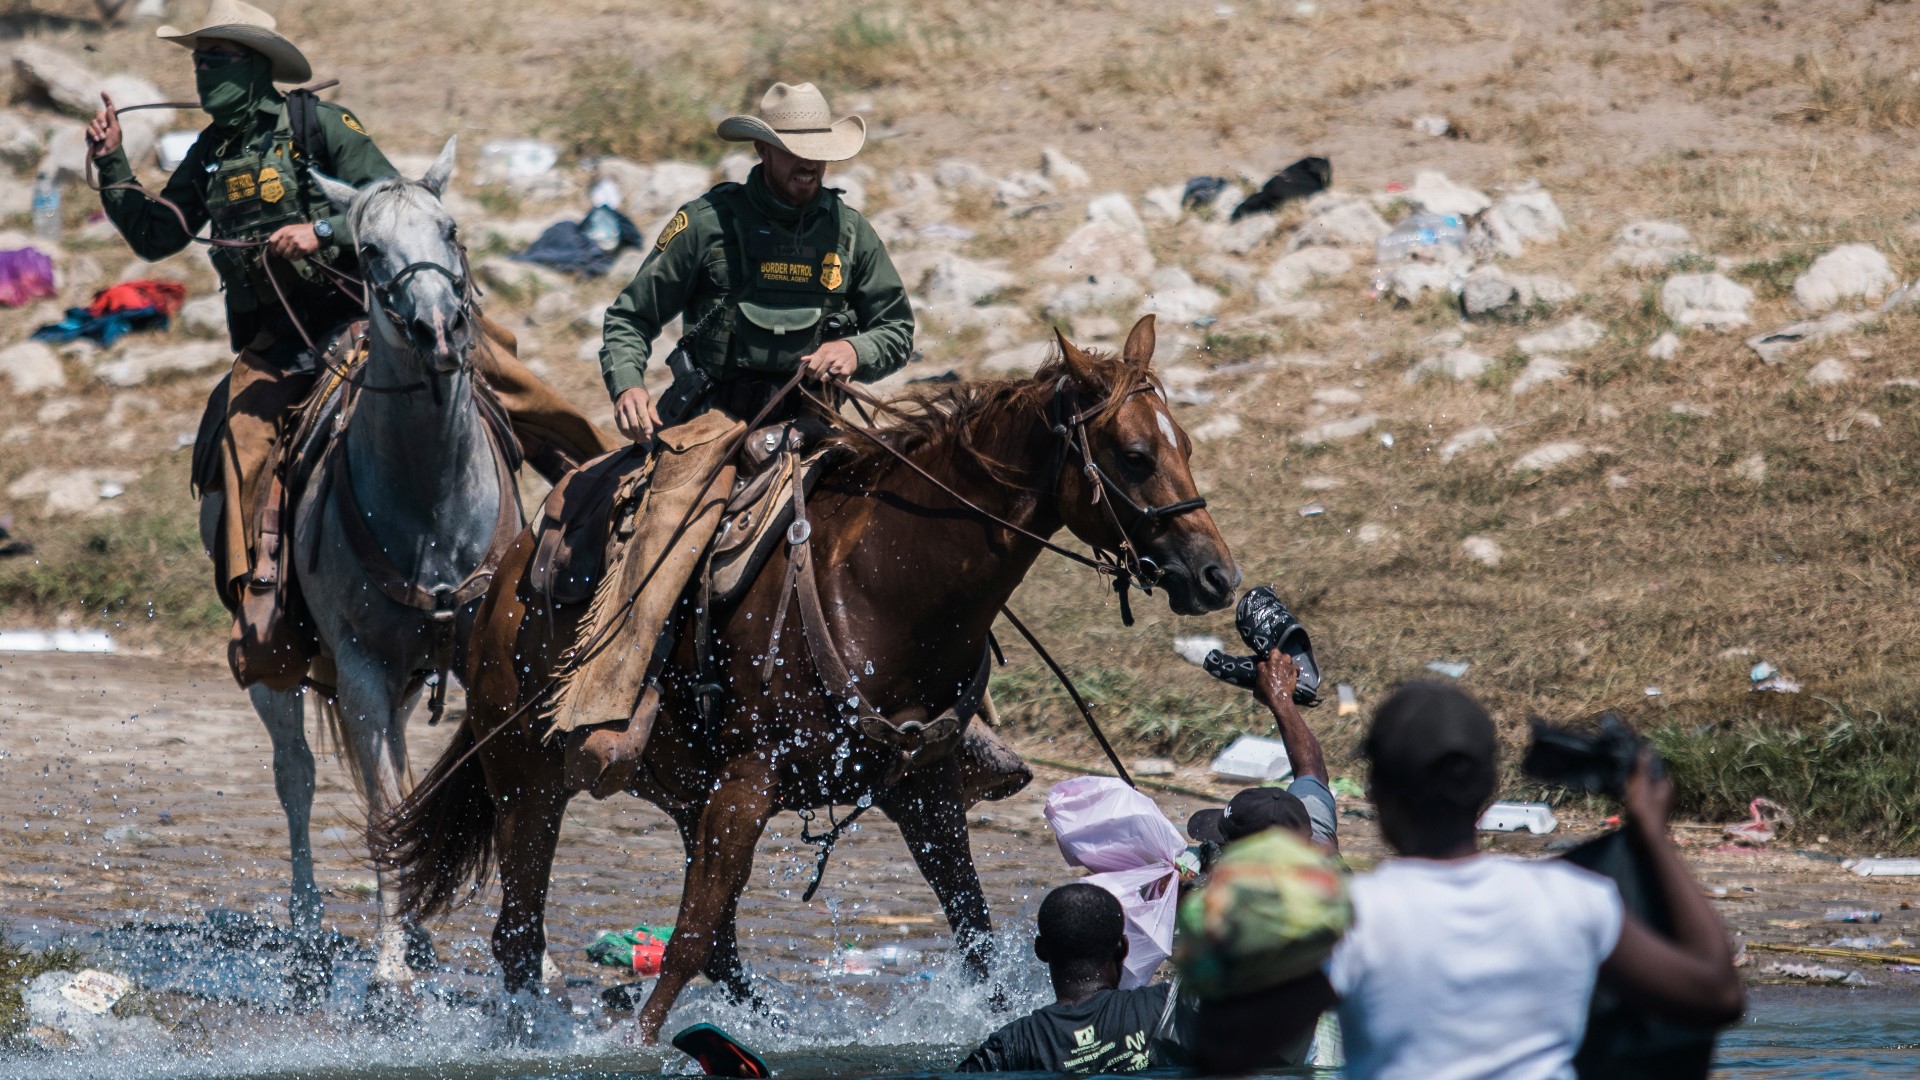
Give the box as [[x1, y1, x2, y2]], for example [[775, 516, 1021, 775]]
[[89, 280, 188, 318]]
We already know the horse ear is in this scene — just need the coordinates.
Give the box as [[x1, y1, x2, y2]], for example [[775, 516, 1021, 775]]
[[313, 172, 359, 212], [421, 135, 458, 198], [1053, 326, 1103, 390], [1121, 314, 1157, 373]]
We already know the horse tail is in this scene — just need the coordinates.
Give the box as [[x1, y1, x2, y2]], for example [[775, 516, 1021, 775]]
[[372, 717, 495, 920]]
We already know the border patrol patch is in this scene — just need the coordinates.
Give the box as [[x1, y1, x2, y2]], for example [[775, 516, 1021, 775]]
[[341, 112, 367, 136], [656, 210, 690, 252], [819, 252, 844, 291], [257, 166, 285, 204], [224, 172, 257, 201]]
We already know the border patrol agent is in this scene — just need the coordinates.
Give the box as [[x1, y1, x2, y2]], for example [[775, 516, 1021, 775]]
[[600, 82, 914, 441], [85, 0, 617, 626]]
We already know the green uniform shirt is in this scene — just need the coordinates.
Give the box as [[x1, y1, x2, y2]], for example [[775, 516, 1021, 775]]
[[95, 93, 395, 351], [599, 166, 914, 400]]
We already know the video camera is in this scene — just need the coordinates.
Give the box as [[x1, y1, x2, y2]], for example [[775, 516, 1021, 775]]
[[1521, 711, 1659, 798]]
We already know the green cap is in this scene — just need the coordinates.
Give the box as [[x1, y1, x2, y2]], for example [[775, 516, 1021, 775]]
[[1173, 829, 1351, 1000]]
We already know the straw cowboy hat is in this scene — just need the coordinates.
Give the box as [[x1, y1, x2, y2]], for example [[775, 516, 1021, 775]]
[[717, 82, 866, 162], [157, 0, 313, 84]]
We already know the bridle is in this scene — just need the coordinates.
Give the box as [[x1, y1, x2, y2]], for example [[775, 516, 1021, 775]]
[[351, 202, 480, 397]]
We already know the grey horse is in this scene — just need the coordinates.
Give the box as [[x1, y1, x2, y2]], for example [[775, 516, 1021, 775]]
[[201, 138, 516, 993]]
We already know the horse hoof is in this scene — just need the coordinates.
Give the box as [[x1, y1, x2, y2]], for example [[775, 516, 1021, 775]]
[[283, 938, 335, 1012], [361, 979, 419, 1026], [404, 925, 440, 973]]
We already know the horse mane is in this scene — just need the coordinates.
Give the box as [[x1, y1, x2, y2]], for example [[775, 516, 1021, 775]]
[[345, 176, 446, 239], [830, 346, 1154, 486]]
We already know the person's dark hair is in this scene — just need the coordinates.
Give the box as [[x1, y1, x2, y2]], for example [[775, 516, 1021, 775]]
[[1364, 681, 1498, 822], [1035, 883, 1125, 968]]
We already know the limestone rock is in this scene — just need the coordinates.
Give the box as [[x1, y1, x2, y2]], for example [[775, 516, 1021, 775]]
[[1518, 316, 1603, 356], [1040, 220, 1155, 280], [1460, 267, 1518, 318], [1389, 261, 1460, 303], [717, 152, 755, 186], [933, 159, 994, 192], [1610, 221, 1695, 269], [178, 296, 226, 337], [1195, 255, 1257, 292], [624, 160, 713, 217], [1138, 268, 1221, 324], [1646, 331, 1682, 361], [1311, 387, 1364, 407], [1412, 115, 1451, 137], [1460, 535, 1503, 567], [1040, 147, 1091, 190], [1406, 170, 1490, 217], [994, 170, 1054, 206], [1745, 310, 1870, 365], [1804, 357, 1852, 386], [981, 340, 1053, 375], [1660, 273, 1752, 330], [1509, 441, 1602, 474], [1041, 275, 1143, 316], [0, 108, 44, 170], [1735, 453, 1767, 483], [1260, 247, 1353, 300], [0, 341, 64, 394], [1439, 425, 1499, 462], [1792, 244, 1894, 311], [1203, 215, 1279, 256], [478, 257, 569, 297], [1406, 346, 1491, 384], [95, 341, 228, 386], [529, 289, 577, 326], [1085, 192, 1146, 234], [919, 304, 1036, 352], [1295, 414, 1378, 445], [1141, 184, 1185, 222], [11, 44, 100, 117], [1189, 413, 1243, 441], [922, 254, 1015, 307], [1288, 194, 1390, 249], [1510, 355, 1570, 395], [7, 467, 142, 516], [1473, 188, 1566, 258]]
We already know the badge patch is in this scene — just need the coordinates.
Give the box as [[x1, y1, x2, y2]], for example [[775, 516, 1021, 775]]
[[819, 252, 844, 291], [257, 166, 285, 204], [341, 112, 367, 136], [224, 171, 257, 201], [656, 210, 689, 252], [759, 260, 814, 284]]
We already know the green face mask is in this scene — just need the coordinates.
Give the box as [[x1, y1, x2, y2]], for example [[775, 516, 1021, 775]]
[[196, 55, 271, 129]]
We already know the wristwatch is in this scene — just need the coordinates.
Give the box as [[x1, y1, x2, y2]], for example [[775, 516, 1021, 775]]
[[312, 219, 334, 242]]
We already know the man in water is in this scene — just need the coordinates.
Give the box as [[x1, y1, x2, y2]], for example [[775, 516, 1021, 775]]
[[957, 883, 1190, 1074]]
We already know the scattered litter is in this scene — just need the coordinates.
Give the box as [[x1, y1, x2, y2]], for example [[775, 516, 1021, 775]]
[[586, 924, 673, 975], [1375, 213, 1467, 265], [1045, 777, 1187, 988], [1644, 686, 1662, 697], [1477, 801, 1558, 835], [1828, 935, 1898, 951], [1763, 961, 1869, 986], [1182, 176, 1231, 211], [1336, 683, 1358, 717], [34, 280, 188, 346], [0, 630, 116, 653], [98, 481, 125, 500], [1209, 734, 1294, 783], [1132, 757, 1177, 778], [1849, 858, 1920, 878], [1173, 635, 1225, 666], [589, 177, 622, 209], [1411, 115, 1451, 137], [1823, 909, 1883, 924], [0, 247, 57, 308], [919, 223, 976, 242], [59, 970, 132, 1015], [1425, 659, 1470, 679], [1379, 432, 1396, 448], [1230, 156, 1331, 222], [826, 944, 921, 976], [101, 825, 160, 848], [0, 517, 31, 559], [1724, 797, 1790, 847], [479, 138, 559, 180], [1299, 502, 1326, 517], [512, 205, 642, 277]]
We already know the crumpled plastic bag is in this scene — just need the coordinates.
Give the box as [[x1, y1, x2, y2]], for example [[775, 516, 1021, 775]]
[[1044, 776, 1188, 988], [0, 247, 56, 308]]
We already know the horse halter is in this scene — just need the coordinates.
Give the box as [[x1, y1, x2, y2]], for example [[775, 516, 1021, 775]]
[[1044, 377, 1209, 625]]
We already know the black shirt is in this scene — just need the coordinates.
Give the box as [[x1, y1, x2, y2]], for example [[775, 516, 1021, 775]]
[[957, 983, 1190, 1074]]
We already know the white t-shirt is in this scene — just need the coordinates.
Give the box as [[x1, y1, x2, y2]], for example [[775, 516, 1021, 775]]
[[1327, 855, 1625, 1080]]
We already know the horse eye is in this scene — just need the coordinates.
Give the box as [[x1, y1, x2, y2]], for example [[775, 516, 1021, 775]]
[[360, 242, 383, 262], [1122, 448, 1155, 472]]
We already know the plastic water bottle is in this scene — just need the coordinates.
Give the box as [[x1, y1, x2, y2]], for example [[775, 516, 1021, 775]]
[[1374, 212, 1466, 264], [31, 173, 60, 240]]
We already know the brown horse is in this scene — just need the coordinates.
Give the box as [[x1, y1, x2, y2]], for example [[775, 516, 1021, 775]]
[[376, 315, 1238, 1041]]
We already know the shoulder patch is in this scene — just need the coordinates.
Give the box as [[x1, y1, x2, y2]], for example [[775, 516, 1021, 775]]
[[340, 111, 367, 136], [655, 209, 690, 252]]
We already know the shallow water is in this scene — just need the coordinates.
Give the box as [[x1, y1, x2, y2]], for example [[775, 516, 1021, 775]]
[[4, 921, 1916, 1080]]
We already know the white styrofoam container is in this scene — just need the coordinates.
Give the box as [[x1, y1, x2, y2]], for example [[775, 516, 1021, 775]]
[[1476, 801, 1558, 834], [1209, 734, 1293, 783], [1848, 858, 1920, 878]]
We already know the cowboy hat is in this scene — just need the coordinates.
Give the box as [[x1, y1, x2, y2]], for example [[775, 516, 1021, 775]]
[[157, 0, 312, 84], [716, 82, 865, 162]]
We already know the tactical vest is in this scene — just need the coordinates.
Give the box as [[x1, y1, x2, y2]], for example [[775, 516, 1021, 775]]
[[691, 184, 858, 376], [201, 106, 344, 314]]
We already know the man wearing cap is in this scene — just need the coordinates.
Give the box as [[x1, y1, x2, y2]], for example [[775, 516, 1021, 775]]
[[85, 1, 616, 677], [599, 82, 914, 440], [1189, 652, 1339, 857]]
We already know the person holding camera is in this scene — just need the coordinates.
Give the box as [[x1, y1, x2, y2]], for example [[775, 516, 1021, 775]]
[[1193, 682, 1744, 1079], [598, 82, 914, 440]]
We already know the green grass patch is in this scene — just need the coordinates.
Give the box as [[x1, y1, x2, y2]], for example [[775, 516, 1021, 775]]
[[991, 663, 1269, 763], [0, 930, 86, 1042], [1648, 700, 1920, 850], [553, 54, 722, 163], [0, 506, 226, 638], [1734, 249, 1817, 300]]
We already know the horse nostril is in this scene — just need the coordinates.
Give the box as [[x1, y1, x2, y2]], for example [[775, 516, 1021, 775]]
[[1202, 562, 1238, 597], [408, 315, 437, 345]]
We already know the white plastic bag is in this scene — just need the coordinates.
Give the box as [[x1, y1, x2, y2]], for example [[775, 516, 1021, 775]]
[[1044, 776, 1187, 988]]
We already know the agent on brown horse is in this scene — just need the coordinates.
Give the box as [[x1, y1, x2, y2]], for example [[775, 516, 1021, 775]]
[[377, 315, 1238, 1042]]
